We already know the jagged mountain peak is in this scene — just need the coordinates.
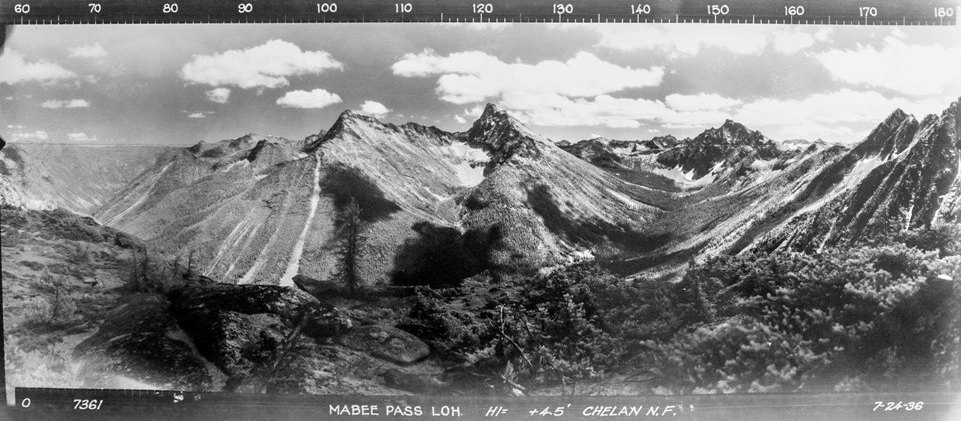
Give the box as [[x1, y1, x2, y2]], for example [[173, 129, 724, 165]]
[[303, 109, 389, 152], [704, 119, 769, 146], [850, 108, 919, 159], [656, 120, 782, 180], [885, 108, 910, 124], [472, 103, 541, 136], [466, 103, 543, 163]]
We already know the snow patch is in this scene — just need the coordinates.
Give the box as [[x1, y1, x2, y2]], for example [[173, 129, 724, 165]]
[[279, 153, 323, 287], [651, 164, 717, 188], [606, 188, 643, 209], [444, 141, 490, 187], [217, 159, 249, 173]]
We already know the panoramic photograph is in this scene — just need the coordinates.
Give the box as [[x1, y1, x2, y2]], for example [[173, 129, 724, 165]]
[[1, 23, 960, 401]]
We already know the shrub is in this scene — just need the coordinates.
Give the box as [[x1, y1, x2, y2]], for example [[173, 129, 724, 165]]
[[648, 244, 957, 393], [408, 244, 960, 394], [407, 263, 650, 392], [23, 272, 82, 332]]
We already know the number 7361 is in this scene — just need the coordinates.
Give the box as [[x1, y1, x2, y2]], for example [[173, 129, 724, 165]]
[[73, 399, 104, 410]]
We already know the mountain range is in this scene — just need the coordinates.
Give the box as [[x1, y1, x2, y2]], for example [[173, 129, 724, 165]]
[[3, 97, 959, 285]]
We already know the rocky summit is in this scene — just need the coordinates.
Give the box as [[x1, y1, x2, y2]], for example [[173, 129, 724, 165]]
[[656, 119, 783, 180]]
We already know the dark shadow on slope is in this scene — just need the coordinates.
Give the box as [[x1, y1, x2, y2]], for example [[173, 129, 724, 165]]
[[601, 246, 701, 277], [1, 145, 24, 176], [391, 222, 502, 288], [321, 164, 401, 223], [603, 167, 682, 194], [526, 185, 671, 254]]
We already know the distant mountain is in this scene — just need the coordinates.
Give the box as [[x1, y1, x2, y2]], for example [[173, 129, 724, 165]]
[[0, 143, 172, 214], [656, 119, 784, 181], [556, 138, 624, 168], [640, 134, 680, 151], [778, 138, 830, 151], [558, 134, 680, 168]]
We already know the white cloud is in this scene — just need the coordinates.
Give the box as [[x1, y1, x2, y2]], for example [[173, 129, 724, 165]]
[[596, 26, 831, 56], [815, 36, 961, 96], [40, 99, 90, 109], [732, 89, 955, 142], [358, 100, 390, 116], [392, 50, 663, 104], [735, 89, 943, 128], [181, 40, 344, 89], [187, 112, 206, 119], [453, 105, 484, 124], [276, 89, 342, 109], [67, 132, 95, 142], [206, 88, 231, 104], [12, 130, 49, 141], [665, 93, 741, 112], [497, 93, 726, 129], [68, 43, 108, 59], [0, 49, 76, 85]]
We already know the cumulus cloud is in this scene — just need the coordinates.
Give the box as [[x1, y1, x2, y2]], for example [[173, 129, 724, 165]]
[[665, 93, 741, 112], [41, 99, 90, 109], [735, 89, 942, 128], [596, 26, 831, 56], [181, 40, 344, 89], [815, 36, 961, 96], [392, 50, 664, 104], [358, 100, 391, 116], [453, 106, 484, 124], [0, 49, 76, 85], [67, 132, 95, 142], [276, 89, 342, 109], [12, 130, 49, 141], [68, 43, 108, 59], [731, 89, 956, 142], [206, 88, 231, 104], [490, 93, 726, 129]]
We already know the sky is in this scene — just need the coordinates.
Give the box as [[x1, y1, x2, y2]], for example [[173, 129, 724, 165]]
[[1, 23, 959, 146]]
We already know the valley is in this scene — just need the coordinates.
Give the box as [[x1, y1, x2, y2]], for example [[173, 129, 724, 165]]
[[2, 97, 960, 397]]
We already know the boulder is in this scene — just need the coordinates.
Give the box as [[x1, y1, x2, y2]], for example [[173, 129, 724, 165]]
[[167, 284, 351, 377], [73, 294, 212, 390], [339, 325, 430, 365], [292, 274, 341, 299]]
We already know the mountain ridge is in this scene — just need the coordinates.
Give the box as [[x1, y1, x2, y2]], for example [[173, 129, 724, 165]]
[[20, 97, 958, 286]]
